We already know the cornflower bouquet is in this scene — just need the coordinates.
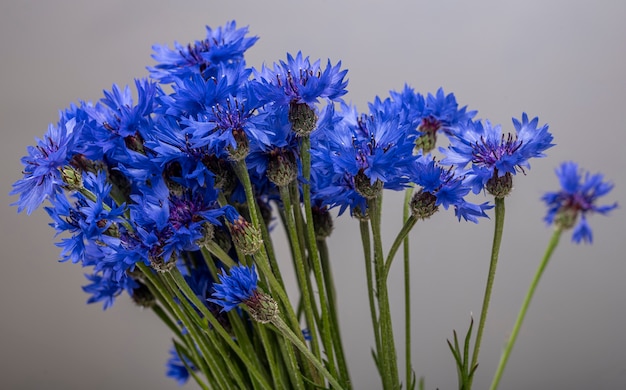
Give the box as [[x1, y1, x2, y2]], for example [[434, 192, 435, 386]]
[[11, 21, 617, 390]]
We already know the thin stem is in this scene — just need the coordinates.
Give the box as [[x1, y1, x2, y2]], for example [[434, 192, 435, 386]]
[[470, 196, 506, 384], [403, 186, 415, 389], [489, 227, 563, 390], [384, 215, 417, 279], [319, 238, 351, 387], [138, 263, 220, 386], [359, 219, 381, 356], [278, 184, 322, 361], [167, 268, 274, 390], [369, 197, 400, 389], [272, 316, 345, 390], [299, 135, 343, 385]]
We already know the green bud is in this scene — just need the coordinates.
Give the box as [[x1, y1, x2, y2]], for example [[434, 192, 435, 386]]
[[246, 291, 279, 324], [354, 171, 383, 199], [150, 252, 177, 273], [227, 128, 250, 161], [312, 205, 334, 239], [289, 101, 318, 136], [486, 171, 513, 198], [267, 149, 298, 187], [228, 215, 263, 255], [410, 189, 439, 220], [131, 281, 156, 308], [60, 166, 84, 191]]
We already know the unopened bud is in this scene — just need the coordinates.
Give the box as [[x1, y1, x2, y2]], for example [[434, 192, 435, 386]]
[[61, 166, 83, 191], [486, 171, 513, 198], [227, 128, 250, 161], [245, 291, 279, 324], [354, 171, 383, 199], [267, 149, 298, 187], [410, 190, 439, 220], [289, 101, 318, 136], [228, 215, 263, 255]]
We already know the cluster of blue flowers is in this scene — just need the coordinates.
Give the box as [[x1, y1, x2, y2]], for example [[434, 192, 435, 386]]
[[11, 21, 616, 385]]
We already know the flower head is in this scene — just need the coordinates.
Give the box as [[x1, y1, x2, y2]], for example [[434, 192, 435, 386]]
[[253, 51, 348, 107], [542, 162, 617, 244], [209, 264, 259, 312], [442, 113, 554, 195], [150, 21, 258, 83], [11, 117, 80, 214], [165, 347, 197, 385]]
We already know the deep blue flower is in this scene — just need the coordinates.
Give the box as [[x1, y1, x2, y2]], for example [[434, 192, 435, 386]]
[[11, 117, 80, 214], [442, 113, 555, 194], [80, 79, 158, 163], [150, 21, 258, 83], [209, 264, 259, 312], [409, 155, 492, 222], [542, 162, 617, 244], [82, 272, 138, 310], [165, 346, 198, 385], [311, 103, 414, 215], [387, 86, 476, 137], [252, 51, 348, 107], [129, 178, 225, 265]]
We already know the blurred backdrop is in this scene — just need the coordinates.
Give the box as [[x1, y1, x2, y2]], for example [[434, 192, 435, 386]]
[[1, 1, 625, 389]]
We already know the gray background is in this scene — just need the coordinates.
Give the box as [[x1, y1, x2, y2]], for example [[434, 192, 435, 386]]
[[1, 1, 625, 389]]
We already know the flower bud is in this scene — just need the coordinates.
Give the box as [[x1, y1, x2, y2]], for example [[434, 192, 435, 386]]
[[227, 127, 250, 161], [150, 252, 177, 273], [267, 149, 298, 187], [245, 291, 279, 324], [410, 189, 439, 220], [312, 205, 334, 239], [202, 155, 238, 195], [486, 171, 513, 198], [354, 171, 383, 199], [414, 116, 442, 153], [227, 213, 263, 255], [60, 166, 84, 191], [196, 222, 216, 248], [289, 101, 318, 136], [131, 281, 155, 308]]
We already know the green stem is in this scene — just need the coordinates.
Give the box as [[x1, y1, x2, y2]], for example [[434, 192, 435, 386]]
[[300, 135, 344, 385], [232, 160, 304, 331], [278, 184, 322, 361], [137, 263, 219, 386], [162, 271, 243, 389], [384, 215, 417, 279], [369, 197, 400, 389], [319, 238, 351, 387], [470, 197, 506, 387], [403, 186, 415, 389], [272, 316, 345, 390], [359, 219, 381, 355], [489, 227, 563, 390], [167, 268, 274, 390]]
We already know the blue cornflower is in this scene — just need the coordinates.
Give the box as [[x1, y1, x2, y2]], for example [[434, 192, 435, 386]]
[[311, 103, 414, 215], [81, 79, 158, 163], [246, 105, 301, 186], [129, 178, 225, 268], [165, 347, 197, 385], [11, 117, 80, 214], [209, 264, 259, 312], [82, 272, 138, 310], [409, 155, 492, 222], [252, 51, 348, 107], [150, 21, 258, 83], [542, 162, 617, 244], [158, 63, 250, 119], [442, 113, 554, 196]]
